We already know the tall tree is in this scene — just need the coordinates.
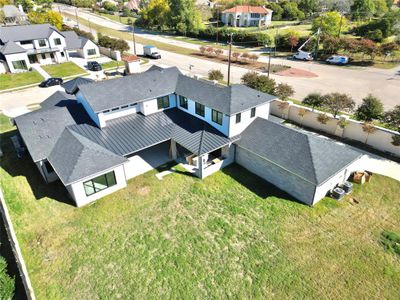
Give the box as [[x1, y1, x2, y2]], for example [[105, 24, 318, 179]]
[[241, 71, 276, 94], [312, 11, 345, 36], [298, 0, 318, 17], [302, 93, 324, 111], [355, 94, 384, 121], [140, 0, 170, 29], [323, 93, 355, 117], [168, 0, 204, 34], [373, 0, 389, 15], [351, 0, 376, 20]]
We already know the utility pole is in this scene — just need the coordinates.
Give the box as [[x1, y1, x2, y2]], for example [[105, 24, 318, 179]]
[[274, 27, 278, 57], [314, 15, 323, 60], [227, 33, 233, 86], [75, 8, 80, 30], [88, 18, 93, 37], [216, 10, 219, 44], [131, 20, 137, 55], [267, 47, 272, 78]]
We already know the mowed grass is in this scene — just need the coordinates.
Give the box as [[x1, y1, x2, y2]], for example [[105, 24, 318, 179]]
[[0, 71, 43, 91], [0, 120, 399, 299], [41, 62, 87, 78]]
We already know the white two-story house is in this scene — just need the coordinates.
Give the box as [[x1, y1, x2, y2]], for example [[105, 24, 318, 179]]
[[221, 5, 273, 27], [15, 66, 364, 208], [0, 23, 99, 73]]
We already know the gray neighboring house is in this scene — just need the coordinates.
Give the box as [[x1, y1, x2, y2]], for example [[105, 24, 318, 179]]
[[0, 23, 99, 73], [0, 5, 27, 25], [14, 66, 365, 207]]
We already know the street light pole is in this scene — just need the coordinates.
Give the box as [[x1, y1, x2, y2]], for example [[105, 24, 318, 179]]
[[75, 8, 80, 30], [132, 20, 137, 55], [227, 33, 233, 86], [267, 46, 272, 78]]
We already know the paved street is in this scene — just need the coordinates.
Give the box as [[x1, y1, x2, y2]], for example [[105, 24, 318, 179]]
[[58, 4, 400, 108]]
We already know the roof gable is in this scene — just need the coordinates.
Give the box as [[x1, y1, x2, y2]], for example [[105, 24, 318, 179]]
[[0, 41, 26, 55]]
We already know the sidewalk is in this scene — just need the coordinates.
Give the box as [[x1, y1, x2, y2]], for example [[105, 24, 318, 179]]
[[31, 64, 51, 79]]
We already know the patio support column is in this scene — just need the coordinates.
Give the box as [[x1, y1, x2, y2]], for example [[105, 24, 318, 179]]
[[170, 140, 177, 160], [198, 155, 205, 179]]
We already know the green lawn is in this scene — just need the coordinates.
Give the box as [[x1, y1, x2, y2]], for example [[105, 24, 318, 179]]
[[0, 114, 399, 299], [41, 62, 87, 78], [0, 71, 43, 91], [100, 60, 122, 69], [96, 12, 136, 25]]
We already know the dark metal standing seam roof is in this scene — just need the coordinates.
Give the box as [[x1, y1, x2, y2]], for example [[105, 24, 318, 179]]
[[236, 118, 363, 185]]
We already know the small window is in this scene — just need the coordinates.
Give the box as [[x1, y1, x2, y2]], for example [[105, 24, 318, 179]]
[[60, 52, 65, 57], [195, 102, 205, 117], [41, 53, 46, 59], [212, 109, 223, 125], [83, 171, 117, 196], [235, 113, 241, 123], [121, 105, 129, 109], [129, 103, 137, 107], [54, 38, 61, 45], [20, 40, 32, 45], [44, 161, 54, 173], [103, 110, 110, 113], [179, 95, 188, 109], [50, 53, 54, 59], [38, 39, 46, 47], [250, 107, 256, 118], [157, 96, 170, 110], [112, 107, 119, 111], [87, 49, 97, 56]]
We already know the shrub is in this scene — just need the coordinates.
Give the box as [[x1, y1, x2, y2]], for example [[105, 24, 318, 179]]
[[241, 71, 276, 94], [323, 93, 355, 118], [317, 113, 330, 124], [214, 48, 223, 57], [62, 24, 94, 40], [0, 257, 14, 300], [98, 33, 129, 52], [391, 135, 400, 146], [208, 69, 224, 81], [199, 46, 206, 55], [275, 83, 294, 101], [380, 230, 400, 256], [383, 105, 400, 131], [355, 94, 384, 121], [232, 52, 241, 61], [302, 93, 324, 111]]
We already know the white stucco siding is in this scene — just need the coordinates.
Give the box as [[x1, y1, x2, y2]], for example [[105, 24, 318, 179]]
[[99, 104, 139, 127], [228, 103, 270, 137], [66, 165, 127, 207], [235, 145, 317, 205], [36, 52, 54, 65], [139, 94, 176, 116], [312, 157, 365, 205], [33, 38, 50, 49], [48, 31, 67, 50], [4, 52, 30, 73], [177, 97, 229, 136], [82, 40, 100, 59], [76, 91, 101, 126]]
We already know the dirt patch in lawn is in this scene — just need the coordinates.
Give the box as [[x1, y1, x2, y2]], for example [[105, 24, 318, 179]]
[[137, 186, 151, 195], [275, 67, 318, 78]]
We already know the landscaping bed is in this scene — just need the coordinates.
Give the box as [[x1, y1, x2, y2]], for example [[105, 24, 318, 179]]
[[41, 62, 87, 78], [0, 71, 43, 91], [0, 114, 399, 299]]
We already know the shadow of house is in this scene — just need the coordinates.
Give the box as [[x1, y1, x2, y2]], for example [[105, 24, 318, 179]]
[[0, 130, 74, 206], [222, 163, 300, 203]]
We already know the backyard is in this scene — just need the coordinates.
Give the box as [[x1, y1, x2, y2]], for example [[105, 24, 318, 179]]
[[0, 70, 43, 91], [41, 62, 88, 78], [0, 117, 399, 299]]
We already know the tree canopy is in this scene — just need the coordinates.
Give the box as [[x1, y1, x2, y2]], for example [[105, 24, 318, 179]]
[[241, 71, 276, 95], [351, 0, 376, 20], [28, 10, 63, 30], [312, 11, 345, 37], [355, 94, 384, 121]]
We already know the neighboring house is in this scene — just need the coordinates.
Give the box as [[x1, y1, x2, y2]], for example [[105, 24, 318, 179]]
[[125, 0, 141, 11], [0, 5, 27, 25], [14, 66, 365, 207], [0, 24, 99, 73], [221, 5, 273, 27], [63, 31, 100, 59]]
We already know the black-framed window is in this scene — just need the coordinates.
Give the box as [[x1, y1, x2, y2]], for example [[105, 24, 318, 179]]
[[20, 40, 32, 45], [60, 51, 65, 57], [212, 109, 223, 125], [12, 60, 27, 70], [87, 49, 96, 56], [250, 13, 260, 18], [38, 39, 46, 47], [195, 102, 205, 117], [44, 161, 54, 173], [179, 95, 188, 109], [157, 96, 170, 110], [54, 38, 61, 45], [50, 53, 54, 59], [41, 53, 46, 59], [235, 113, 241, 123], [83, 171, 116, 196], [251, 107, 256, 118]]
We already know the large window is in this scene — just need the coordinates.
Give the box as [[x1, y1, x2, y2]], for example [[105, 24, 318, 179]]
[[54, 38, 62, 45], [83, 171, 117, 196], [235, 113, 241, 124], [87, 49, 97, 56], [12, 60, 27, 70], [212, 109, 223, 125], [157, 96, 170, 110], [179, 95, 188, 109], [251, 107, 256, 118], [38, 39, 46, 47], [195, 102, 205, 117]]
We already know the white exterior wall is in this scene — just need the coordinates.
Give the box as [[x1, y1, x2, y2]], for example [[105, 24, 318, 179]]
[[76, 91, 101, 126], [177, 97, 229, 136], [228, 103, 270, 137], [4, 52, 30, 73], [78, 40, 100, 59], [139, 94, 176, 116], [36, 52, 54, 65], [313, 157, 365, 204], [98, 104, 139, 127], [221, 12, 272, 27], [200, 144, 235, 178], [66, 165, 127, 207]]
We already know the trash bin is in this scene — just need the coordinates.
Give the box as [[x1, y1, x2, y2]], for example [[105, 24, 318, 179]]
[[331, 187, 345, 200], [342, 181, 353, 194]]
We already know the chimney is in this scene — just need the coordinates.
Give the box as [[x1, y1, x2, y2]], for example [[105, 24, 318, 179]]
[[18, 4, 24, 13]]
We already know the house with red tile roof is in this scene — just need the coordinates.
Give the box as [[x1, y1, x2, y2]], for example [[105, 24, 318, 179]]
[[221, 5, 273, 27]]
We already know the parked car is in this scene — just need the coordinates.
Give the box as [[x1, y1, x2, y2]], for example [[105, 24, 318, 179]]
[[39, 78, 63, 88], [143, 45, 161, 59], [293, 50, 313, 61], [87, 61, 102, 71], [326, 55, 349, 65]]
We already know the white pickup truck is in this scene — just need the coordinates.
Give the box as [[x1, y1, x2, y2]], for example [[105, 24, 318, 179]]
[[143, 45, 161, 59]]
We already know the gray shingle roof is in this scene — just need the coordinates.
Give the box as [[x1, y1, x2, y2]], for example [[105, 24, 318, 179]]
[[78, 66, 276, 115], [62, 77, 94, 94], [0, 5, 25, 18], [48, 128, 126, 185], [0, 24, 61, 43], [14, 106, 77, 162], [40, 91, 76, 109], [0, 41, 26, 55], [62, 31, 82, 50], [237, 118, 363, 185], [68, 108, 237, 157]]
